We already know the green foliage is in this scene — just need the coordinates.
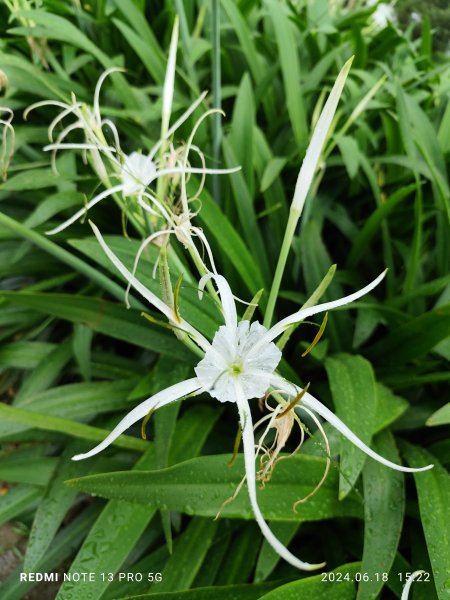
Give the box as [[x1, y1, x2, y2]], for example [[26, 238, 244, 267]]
[[0, 1, 448, 599]]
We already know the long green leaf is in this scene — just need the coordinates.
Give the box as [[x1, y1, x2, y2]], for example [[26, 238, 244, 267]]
[[259, 562, 360, 599], [266, 0, 307, 149], [0, 291, 193, 363], [359, 431, 405, 600], [56, 404, 219, 599], [367, 304, 450, 365], [67, 454, 363, 521], [325, 353, 378, 498], [23, 442, 98, 572], [119, 581, 282, 600], [401, 443, 450, 600], [0, 402, 147, 452], [151, 518, 218, 593], [0, 212, 133, 305]]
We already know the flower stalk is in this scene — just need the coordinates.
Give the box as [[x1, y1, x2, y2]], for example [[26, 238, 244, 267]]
[[264, 56, 353, 328]]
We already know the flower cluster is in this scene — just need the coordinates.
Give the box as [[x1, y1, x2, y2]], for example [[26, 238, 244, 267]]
[[25, 17, 238, 252]]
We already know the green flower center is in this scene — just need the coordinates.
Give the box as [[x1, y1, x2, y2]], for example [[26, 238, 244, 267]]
[[229, 362, 243, 376]]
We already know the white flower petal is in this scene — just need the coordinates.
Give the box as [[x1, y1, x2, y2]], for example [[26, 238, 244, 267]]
[[271, 375, 434, 474], [214, 274, 238, 330], [251, 270, 387, 355], [148, 91, 208, 161], [24, 100, 72, 120], [195, 321, 281, 403], [401, 571, 425, 600], [90, 222, 211, 353], [72, 377, 201, 460], [292, 57, 353, 213], [45, 184, 123, 235], [235, 384, 325, 571], [48, 103, 83, 142], [121, 152, 157, 196], [198, 273, 237, 330], [93, 67, 125, 126], [154, 165, 241, 179]]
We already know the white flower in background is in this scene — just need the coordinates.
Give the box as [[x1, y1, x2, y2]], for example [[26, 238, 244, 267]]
[[25, 72, 238, 236], [367, 0, 396, 28], [24, 18, 239, 236], [72, 223, 433, 571], [120, 152, 158, 197]]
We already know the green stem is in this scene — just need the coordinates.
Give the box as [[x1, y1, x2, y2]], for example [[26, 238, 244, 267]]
[[263, 207, 301, 328]]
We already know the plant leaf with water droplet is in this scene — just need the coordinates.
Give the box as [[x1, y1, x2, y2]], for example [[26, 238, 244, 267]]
[[359, 431, 405, 600], [401, 442, 450, 600], [325, 353, 378, 499], [67, 453, 363, 522], [57, 405, 220, 600], [258, 562, 361, 599]]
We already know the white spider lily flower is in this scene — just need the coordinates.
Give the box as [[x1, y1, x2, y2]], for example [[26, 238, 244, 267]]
[[121, 152, 158, 197], [44, 147, 239, 236], [72, 225, 433, 570], [25, 19, 239, 236]]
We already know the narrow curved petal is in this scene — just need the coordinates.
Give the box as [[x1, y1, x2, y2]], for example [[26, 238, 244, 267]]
[[250, 270, 387, 357], [101, 118, 122, 152], [90, 222, 211, 353], [271, 376, 433, 474], [199, 273, 237, 330], [43, 142, 117, 153], [0, 107, 14, 121], [148, 91, 208, 161], [24, 100, 71, 120], [235, 382, 326, 571], [401, 571, 425, 600], [191, 227, 218, 275], [45, 184, 123, 235], [48, 103, 83, 141], [138, 192, 174, 224], [153, 165, 241, 179], [72, 377, 201, 460], [93, 67, 125, 125]]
